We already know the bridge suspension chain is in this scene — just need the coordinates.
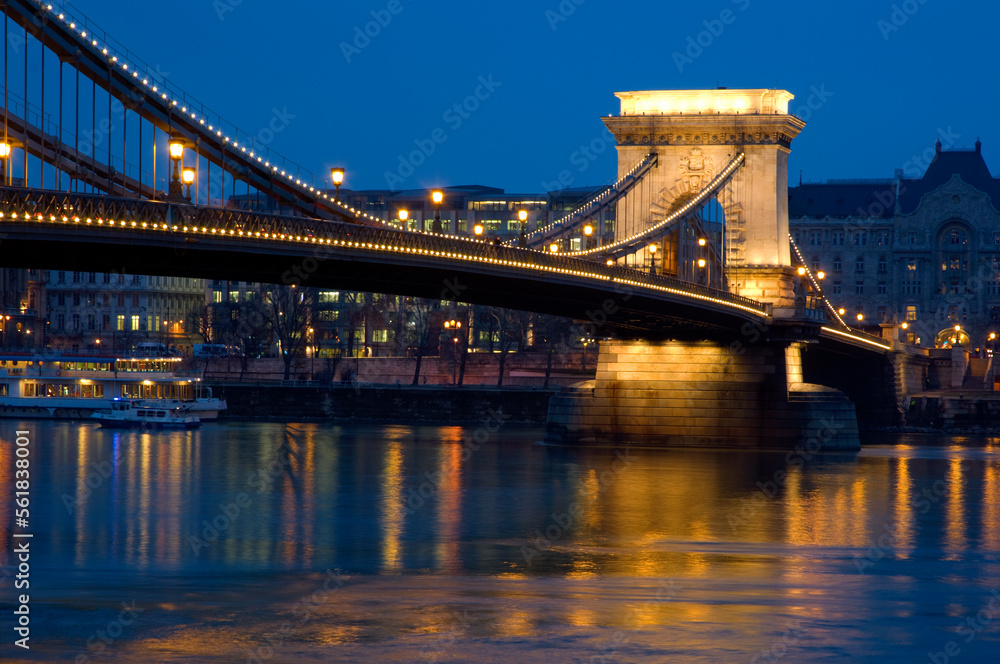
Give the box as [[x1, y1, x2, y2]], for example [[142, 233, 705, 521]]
[[1, 0, 378, 224], [560, 152, 746, 260]]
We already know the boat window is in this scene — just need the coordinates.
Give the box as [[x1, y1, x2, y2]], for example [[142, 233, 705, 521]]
[[157, 411, 166, 417]]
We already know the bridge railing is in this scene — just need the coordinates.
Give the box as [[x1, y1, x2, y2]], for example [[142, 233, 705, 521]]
[[0, 186, 769, 317]]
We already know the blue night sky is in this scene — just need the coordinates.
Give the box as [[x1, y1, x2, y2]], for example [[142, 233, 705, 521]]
[[81, 0, 998, 193]]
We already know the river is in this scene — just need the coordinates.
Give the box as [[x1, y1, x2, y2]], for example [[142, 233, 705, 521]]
[[1, 421, 998, 662]]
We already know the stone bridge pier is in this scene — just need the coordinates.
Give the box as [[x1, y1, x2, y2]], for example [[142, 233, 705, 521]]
[[546, 333, 863, 450]]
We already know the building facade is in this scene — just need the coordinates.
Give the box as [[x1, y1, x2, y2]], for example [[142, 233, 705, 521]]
[[45, 270, 205, 354], [789, 140, 1000, 349]]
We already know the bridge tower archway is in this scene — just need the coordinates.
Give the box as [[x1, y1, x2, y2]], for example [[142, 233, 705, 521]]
[[603, 89, 806, 315]]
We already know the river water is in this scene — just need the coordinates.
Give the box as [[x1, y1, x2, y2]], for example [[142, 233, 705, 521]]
[[1, 421, 999, 663]]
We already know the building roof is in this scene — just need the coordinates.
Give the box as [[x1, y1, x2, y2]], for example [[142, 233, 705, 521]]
[[789, 140, 1000, 218]]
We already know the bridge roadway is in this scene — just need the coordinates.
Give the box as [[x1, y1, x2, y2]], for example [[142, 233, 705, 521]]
[[0, 187, 774, 336]]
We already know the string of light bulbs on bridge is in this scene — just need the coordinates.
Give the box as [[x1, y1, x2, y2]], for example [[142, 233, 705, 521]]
[[0, 205, 772, 319]]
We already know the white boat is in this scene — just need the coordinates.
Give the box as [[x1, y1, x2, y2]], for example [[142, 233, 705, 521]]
[[92, 399, 201, 429], [0, 352, 212, 419]]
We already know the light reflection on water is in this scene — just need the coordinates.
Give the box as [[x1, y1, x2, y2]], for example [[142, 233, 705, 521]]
[[0, 422, 998, 662]]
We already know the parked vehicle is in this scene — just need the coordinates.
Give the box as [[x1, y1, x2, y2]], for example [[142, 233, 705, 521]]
[[193, 344, 233, 358], [132, 342, 171, 357]]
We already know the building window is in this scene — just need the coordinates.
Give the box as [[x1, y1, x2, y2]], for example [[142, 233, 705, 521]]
[[907, 259, 919, 272], [58, 293, 65, 306], [73, 293, 80, 306], [856, 258, 865, 273], [905, 306, 917, 321], [876, 306, 887, 322], [832, 281, 842, 295], [833, 257, 842, 271], [130, 315, 140, 330], [57, 271, 65, 283], [88, 272, 96, 284], [72, 313, 80, 330], [832, 231, 845, 246], [877, 255, 887, 272], [909, 232, 917, 246], [103, 273, 110, 284], [56, 313, 65, 330], [902, 281, 922, 295], [950, 229, 967, 246], [87, 314, 96, 330], [854, 232, 867, 246], [855, 281, 864, 295], [103, 314, 110, 330], [132, 294, 140, 307], [132, 275, 141, 285], [876, 232, 891, 246], [117, 315, 125, 331], [809, 231, 822, 246], [117, 294, 125, 307], [878, 282, 887, 295], [229, 292, 239, 303], [810, 257, 820, 272], [72, 271, 81, 283], [213, 291, 223, 304]]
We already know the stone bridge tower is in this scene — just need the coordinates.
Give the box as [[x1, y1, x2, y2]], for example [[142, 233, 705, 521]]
[[602, 89, 805, 314]]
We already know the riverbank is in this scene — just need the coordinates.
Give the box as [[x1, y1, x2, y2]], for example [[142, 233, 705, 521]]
[[209, 383, 560, 424]]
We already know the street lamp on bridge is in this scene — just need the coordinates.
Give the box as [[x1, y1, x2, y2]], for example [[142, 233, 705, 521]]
[[517, 210, 528, 248], [168, 138, 186, 200], [583, 223, 594, 250], [473, 222, 484, 238], [0, 142, 10, 185], [432, 190, 444, 233], [182, 167, 195, 201], [398, 208, 409, 229], [331, 168, 345, 202], [648, 244, 658, 275]]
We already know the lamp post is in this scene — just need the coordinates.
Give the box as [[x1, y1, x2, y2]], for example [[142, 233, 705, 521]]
[[398, 209, 409, 229], [182, 167, 195, 202], [0, 142, 10, 185], [432, 190, 444, 234], [168, 137, 185, 200], [473, 222, 484, 238], [517, 210, 528, 248], [549, 242, 559, 254], [331, 168, 345, 202], [443, 319, 461, 385], [648, 244, 658, 275], [584, 223, 594, 250]]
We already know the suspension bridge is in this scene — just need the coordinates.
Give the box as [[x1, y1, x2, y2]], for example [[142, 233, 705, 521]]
[[0, 0, 904, 448]]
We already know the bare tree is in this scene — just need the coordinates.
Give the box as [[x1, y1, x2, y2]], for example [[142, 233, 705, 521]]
[[486, 307, 530, 387], [533, 314, 573, 388], [252, 284, 314, 380], [405, 297, 436, 385]]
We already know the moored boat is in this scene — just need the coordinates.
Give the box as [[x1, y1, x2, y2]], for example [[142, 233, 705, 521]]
[[0, 352, 208, 419], [92, 399, 201, 429]]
